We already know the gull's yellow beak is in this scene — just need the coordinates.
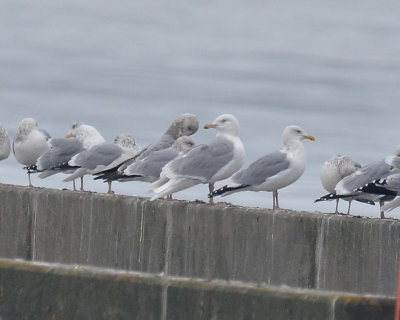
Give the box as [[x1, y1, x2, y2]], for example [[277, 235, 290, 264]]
[[65, 132, 73, 138], [304, 134, 315, 141], [204, 123, 217, 129]]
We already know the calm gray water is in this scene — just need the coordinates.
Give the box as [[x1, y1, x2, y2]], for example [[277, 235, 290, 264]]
[[1, 0, 400, 218]]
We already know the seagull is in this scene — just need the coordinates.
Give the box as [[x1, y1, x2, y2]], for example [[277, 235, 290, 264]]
[[315, 155, 362, 214], [148, 114, 245, 203], [61, 122, 106, 190], [210, 125, 315, 209], [353, 153, 400, 213], [314, 151, 400, 218], [64, 133, 139, 193], [117, 136, 195, 183], [35, 122, 107, 183], [0, 125, 11, 161], [93, 113, 199, 182], [13, 118, 51, 186], [35, 137, 85, 190]]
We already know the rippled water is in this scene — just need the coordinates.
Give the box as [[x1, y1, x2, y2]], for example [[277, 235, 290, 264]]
[[1, 0, 400, 218]]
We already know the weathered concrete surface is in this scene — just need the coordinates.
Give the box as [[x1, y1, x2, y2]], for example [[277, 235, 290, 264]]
[[0, 184, 399, 296], [0, 259, 395, 320]]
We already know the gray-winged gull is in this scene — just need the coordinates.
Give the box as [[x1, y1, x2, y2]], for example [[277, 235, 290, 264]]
[[315, 150, 400, 218], [64, 133, 139, 193], [315, 155, 361, 214], [353, 151, 400, 213], [211, 125, 315, 209], [149, 114, 245, 203], [35, 137, 85, 190], [378, 173, 400, 212], [13, 118, 51, 186], [61, 122, 106, 190], [118, 136, 195, 183], [94, 113, 199, 182]]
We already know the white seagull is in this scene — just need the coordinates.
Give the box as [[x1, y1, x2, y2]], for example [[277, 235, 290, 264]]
[[64, 133, 139, 193], [13, 118, 51, 186], [60, 122, 106, 190], [211, 125, 315, 209], [149, 114, 245, 203]]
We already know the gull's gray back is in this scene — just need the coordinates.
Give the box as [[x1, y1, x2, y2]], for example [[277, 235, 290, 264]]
[[37, 138, 84, 170], [74, 142, 122, 170], [129, 147, 179, 178], [233, 150, 289, 186], [336, 159, 393, 193], [168, 136, 234, 181]]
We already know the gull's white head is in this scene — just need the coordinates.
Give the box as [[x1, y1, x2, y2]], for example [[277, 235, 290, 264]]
[[204, 114, 240, 136], [66, 122, 105, 149], [282, 125, 315, 146]]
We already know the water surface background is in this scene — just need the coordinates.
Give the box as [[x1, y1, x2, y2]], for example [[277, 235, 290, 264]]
[[1, 0, 400, 218]]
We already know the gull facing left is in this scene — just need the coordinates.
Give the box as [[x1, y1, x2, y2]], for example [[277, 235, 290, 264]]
[[149, 114, 245, 203]]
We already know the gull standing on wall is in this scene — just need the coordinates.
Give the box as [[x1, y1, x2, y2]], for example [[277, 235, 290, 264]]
[[13, 118, 51, 187], [61, 122, 106, 190], [315, 155, 362, 214], [64, 133, 139, 193], [94, 113, 199, 182], [149, 114, 245, 203], [314, 148, 400, 218], [114, 136, 195, 183], [211, 125, 315, 209]]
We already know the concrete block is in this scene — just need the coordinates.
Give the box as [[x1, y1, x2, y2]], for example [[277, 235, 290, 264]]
[[315, 215, 400, 295], [0, 259, 395, 320], [0, 185, 399, 297]]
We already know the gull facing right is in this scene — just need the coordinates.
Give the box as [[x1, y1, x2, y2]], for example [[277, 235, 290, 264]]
[[210, 125, 315, 209]]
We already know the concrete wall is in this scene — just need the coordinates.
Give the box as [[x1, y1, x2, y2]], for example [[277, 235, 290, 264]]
[[0, 184, 399, 297], [0, 259, 395, 320]]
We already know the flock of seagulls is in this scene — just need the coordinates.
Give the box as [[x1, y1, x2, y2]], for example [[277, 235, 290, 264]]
[[1, 113, 400, 219]]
